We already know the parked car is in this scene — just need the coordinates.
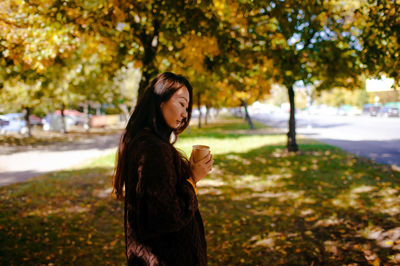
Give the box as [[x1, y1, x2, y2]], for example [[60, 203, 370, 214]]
[[0, 116, 9, 127], [362, 104, 382, 116], [42, 110, 87, 131], [42, 113, 74, 131], [378, 106, 399, 117], [29, 115, 43, 126], [54, 110, 87, 126], [338, 105, 361, 116], [0, 113, 28, 135]]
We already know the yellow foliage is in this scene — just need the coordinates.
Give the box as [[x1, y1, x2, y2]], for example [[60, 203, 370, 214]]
[[0, 0, 80, 73], [179, 34, 220, 72]]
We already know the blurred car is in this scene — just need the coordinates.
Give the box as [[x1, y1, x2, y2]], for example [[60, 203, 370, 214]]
[[42, 110, 87, 131], [55, 110, 87, 126], [362, 104, 381, 116], [0, 113, 28, 135], [305, 105, 337, 116], [337, 105, 361, 116], [378, 106, 399, 117], [0, 116, 9, 127], [29, 115, 43, 126], [42, 113, 74, 131]]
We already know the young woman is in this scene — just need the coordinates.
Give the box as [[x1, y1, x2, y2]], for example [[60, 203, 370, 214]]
[[113, 72, 213, 266]]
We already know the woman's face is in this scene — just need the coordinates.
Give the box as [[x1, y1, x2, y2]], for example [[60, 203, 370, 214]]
[[161, 86, 190, 129]]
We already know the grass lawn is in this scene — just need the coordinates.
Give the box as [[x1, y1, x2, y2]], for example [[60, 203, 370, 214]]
[[1, 117, 400, 265]]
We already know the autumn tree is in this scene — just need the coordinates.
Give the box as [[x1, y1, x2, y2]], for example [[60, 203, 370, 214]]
[[0, 0, 77, 132], [166, 31, 222, 128], [101, 0, 222, 98], [357, 0, 400, 86], [184, 0, 275, 129], [0, 0, 124, 132], [244, 0, 362, 151], [225, 60, 273, 129], [0, 77, 45, 136]]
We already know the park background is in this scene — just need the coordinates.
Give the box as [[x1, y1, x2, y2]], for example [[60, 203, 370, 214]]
[[1, 0, 400, 265]]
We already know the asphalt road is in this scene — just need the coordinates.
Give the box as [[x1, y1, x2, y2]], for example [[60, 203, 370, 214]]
[[253, 112, 400, 168], [0, 133, 120, 187]]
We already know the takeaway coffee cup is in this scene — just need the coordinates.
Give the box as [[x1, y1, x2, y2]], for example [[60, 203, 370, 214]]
[[192, 145, 210, 162]]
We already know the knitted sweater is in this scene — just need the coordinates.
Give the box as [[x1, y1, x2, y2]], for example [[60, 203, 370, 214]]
[[124, 129, 207, 266]]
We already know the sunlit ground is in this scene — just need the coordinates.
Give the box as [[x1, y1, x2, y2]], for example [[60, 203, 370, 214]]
[[1, 117, 399, 265]]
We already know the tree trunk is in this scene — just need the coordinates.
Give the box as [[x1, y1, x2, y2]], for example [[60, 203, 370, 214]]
[[205, 105, 210, 125], [287, 85, 298, 151], [24, 107, 32, 137], [61, 103, 67, 134], [118, 103, 130, 123], [96, 105, 101, 116], [138, 69, 155, 98], [197, 92, 202, 129], [137, 24, 159, 98], [84, 103, 90, 131], [241, 100, 255, 130]]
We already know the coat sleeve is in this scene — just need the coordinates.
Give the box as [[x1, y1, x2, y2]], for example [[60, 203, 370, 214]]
[[133, 140, 198, 240]]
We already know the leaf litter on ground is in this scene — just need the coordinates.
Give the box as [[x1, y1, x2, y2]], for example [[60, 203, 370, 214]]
[[1, 117, 400, 265]]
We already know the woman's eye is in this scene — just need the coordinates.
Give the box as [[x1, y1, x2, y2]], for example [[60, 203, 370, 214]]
[[180, 102, 185, 107]]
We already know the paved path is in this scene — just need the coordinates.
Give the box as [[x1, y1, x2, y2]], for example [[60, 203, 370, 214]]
[[0, 133, 120, 187]]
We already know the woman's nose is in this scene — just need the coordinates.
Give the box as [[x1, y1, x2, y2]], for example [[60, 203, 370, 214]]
[[182, 110, 187, 119]]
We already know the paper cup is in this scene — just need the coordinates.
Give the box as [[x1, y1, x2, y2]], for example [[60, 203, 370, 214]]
[[192, 145, 210, 162]]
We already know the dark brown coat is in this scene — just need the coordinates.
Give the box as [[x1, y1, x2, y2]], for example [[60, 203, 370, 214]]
[[124, 129, 207, 266]]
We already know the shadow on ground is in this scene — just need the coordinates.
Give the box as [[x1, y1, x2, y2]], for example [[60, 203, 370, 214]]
[[200, 142, 400, 265], [0, 167, 125, 265]]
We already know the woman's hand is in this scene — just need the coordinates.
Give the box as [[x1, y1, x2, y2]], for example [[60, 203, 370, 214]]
[[189, 152, 213, 184]]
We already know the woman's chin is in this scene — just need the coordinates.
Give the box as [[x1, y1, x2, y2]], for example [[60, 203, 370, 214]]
[[168, 124, 179, 130]]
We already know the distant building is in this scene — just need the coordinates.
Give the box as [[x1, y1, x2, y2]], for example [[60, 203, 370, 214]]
[[365, 76, 399, 103]]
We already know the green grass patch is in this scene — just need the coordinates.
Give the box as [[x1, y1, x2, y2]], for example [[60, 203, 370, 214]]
[[1, 117, 400, 265]]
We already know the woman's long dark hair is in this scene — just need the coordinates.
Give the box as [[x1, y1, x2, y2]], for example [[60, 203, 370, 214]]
[[113, 72, 193, 200]]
